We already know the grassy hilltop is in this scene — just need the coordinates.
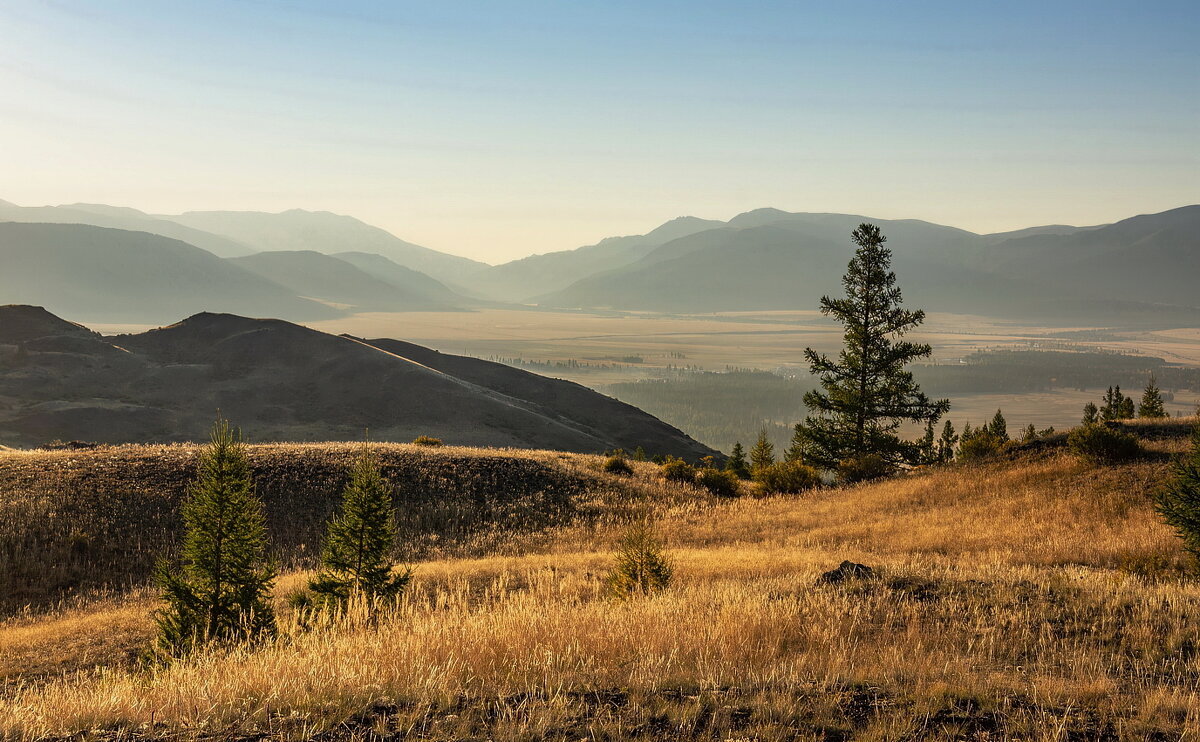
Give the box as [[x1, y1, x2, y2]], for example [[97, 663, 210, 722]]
[[2, 419, 1200, 739]]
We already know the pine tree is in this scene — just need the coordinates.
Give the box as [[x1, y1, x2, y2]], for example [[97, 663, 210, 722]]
[[918, 419, 936, 464], [1082, 402, 1099, 426], [784, 423, 808, 463], [1139, 375, 1167, 418], [1154, 425, 1200, 565], [936, 420, 958, 463], [724, 442, 751, 479], [156, 418, 276, 654], [310, 442, 411, 605], [749, 428, 775, 472], [1021, 423, 1037, 443], [604, 521, 673, 599], [1101, 386, 1130, 422], [988, 409, 1009, 442], [795, 224, 950, 470]]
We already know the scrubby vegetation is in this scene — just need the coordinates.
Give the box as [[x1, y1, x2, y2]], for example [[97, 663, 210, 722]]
[[693, 466, 741, 497], [752, 460, 821, 493], [602, 453, 634, 475], [1068, 423, 1143, 464]]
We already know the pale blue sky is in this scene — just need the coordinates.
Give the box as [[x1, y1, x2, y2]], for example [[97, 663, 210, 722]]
[[1, 1, 1196, 262]]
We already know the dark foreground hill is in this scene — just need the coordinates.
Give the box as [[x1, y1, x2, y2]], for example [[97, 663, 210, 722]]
[[0, 305, 712, 458]]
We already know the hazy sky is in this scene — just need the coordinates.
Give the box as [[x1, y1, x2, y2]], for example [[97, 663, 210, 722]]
[[1, 1, 1196, 263]]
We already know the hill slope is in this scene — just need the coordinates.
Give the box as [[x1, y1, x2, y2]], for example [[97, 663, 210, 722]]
[[228, 251, 465, 311], [0, 306, 712, 458], [0, 223, 339, 323], [461, 216, 726, 301], [163, 209, 489, 283]]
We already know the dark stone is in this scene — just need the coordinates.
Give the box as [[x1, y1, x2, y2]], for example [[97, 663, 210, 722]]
[[817, 560, 875, 585]]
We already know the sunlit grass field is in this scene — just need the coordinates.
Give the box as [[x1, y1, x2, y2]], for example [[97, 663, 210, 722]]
[[1, 420, 1199, 739]]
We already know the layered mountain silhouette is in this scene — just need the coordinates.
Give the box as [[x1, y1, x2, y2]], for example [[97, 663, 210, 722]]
[[0, 223, 340, 323], [0, 306, 713, 457], [2, 197, 1195, 327], [0, 200, 255, 257], [161, 209, 488, 284], [228, 250, 466, 312], [505, 206, 1200, 324]]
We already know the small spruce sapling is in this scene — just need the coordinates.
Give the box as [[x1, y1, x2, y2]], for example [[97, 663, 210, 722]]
[[1139, 375, 1167, 419], [309, 442, 411, 605], [604, 521, 673, 598], [749, 428, 776, 473]]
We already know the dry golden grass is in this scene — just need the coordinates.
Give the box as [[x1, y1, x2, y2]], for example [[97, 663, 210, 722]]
[[2, 422, 1200, 739]]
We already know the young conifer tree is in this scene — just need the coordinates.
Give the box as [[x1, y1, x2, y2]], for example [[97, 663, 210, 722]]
[[795, 224, 950, 471], [1139, 375, 1167, 418], [156, 418, 276, 654], [1155, 425, 1200, 565], [310, 442, 411, 605], [784, 423, 808, 463], [936, 420, 958, 462], [988, 409, 1009, 442], [604, 520, 673, 599], [918, 419, 937, 464], [724, 441, 751, 479], [1082, 402, 1100, 426], [749, 428, 776, 472]]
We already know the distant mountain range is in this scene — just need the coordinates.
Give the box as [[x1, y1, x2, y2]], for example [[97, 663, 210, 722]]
[[1, 197, 1196, 326], [469, 205, 1200, 325], [0, 305, 714, 457]]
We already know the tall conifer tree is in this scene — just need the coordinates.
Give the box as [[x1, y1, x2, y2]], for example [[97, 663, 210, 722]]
[[156, 418, 276, 654], [795, 224, 949, 470]]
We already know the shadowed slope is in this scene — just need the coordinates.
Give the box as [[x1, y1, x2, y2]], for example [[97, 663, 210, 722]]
[[0, 307, 714, 459]]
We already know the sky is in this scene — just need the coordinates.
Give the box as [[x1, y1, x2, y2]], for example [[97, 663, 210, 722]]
[[0, 1, 1197, 264]]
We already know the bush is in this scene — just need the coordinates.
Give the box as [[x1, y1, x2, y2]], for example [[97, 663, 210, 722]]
[[1068, 424, 1141, 464], [604, 522, 673, 599], [754, 461, 821, 494], [660, 457, 696, 483], [957, 431, 1001, 462], [695, 467, 741, 497], [836, 454, 892, 483], [412, 436, 443, 447], [603, 455, 633, 475]]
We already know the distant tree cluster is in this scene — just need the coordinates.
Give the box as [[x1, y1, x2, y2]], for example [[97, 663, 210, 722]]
[[1081, 376, 1168, 426]]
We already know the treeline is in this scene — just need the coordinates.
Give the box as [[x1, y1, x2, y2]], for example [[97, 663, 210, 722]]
[[605, 371, 809, 451], [915, 350, 1200, 395]]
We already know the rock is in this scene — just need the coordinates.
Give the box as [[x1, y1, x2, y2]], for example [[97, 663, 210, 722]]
[[817, 560, 875, 585]]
